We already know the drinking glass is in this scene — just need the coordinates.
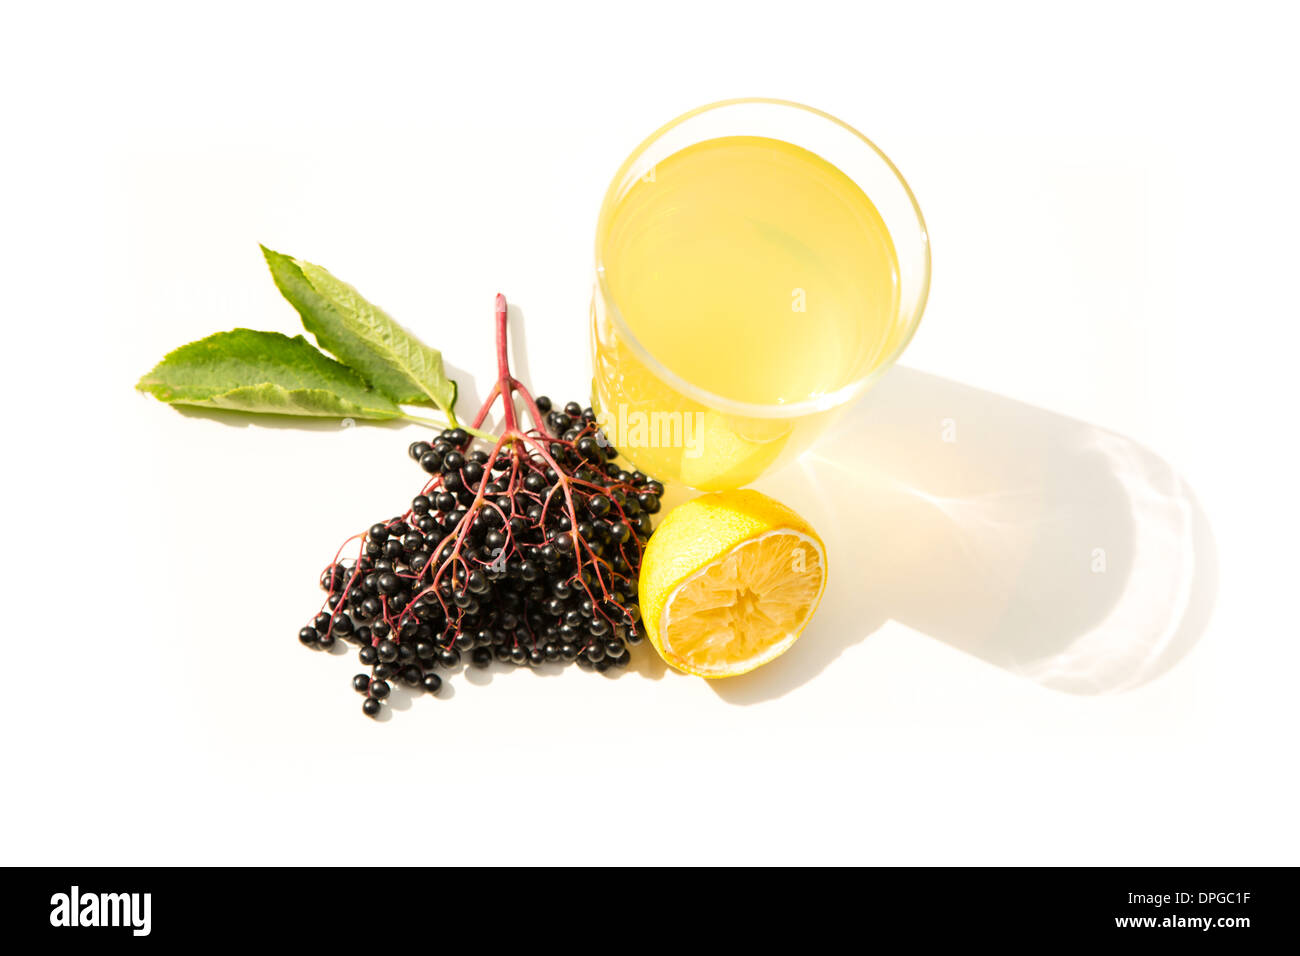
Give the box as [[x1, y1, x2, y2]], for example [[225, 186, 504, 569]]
[[591, 98, 930, 490]]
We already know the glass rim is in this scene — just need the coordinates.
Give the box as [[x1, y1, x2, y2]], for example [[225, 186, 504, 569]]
[[594, 97, 931, 420]]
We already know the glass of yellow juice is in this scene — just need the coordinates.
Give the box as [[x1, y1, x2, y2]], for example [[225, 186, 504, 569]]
[[592, 98, 930, 490]]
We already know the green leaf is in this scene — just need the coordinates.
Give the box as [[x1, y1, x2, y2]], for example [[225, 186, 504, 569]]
[[135, 328, 404, 420], [261, 245, 457, 415]]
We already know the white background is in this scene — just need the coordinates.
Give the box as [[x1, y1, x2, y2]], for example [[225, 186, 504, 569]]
[[2, 1, 1297, 865]]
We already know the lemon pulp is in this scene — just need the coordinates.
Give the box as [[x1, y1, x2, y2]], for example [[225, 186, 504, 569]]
[[660, 530, 825, 677]]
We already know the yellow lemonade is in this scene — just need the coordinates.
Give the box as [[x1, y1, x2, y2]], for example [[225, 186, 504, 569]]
[[592, 135, 905, 489]]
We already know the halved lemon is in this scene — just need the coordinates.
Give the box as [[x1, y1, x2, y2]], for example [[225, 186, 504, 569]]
[[638, 489, 827, 678]]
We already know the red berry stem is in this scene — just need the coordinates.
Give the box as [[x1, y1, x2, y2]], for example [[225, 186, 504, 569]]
[[494, 294, 518, 434]]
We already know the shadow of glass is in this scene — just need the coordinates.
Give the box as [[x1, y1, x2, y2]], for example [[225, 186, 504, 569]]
[[711, 366, 1218, 704]]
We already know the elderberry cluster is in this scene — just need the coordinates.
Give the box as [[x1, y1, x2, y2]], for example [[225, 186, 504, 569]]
[[297, 396, 664, 718]]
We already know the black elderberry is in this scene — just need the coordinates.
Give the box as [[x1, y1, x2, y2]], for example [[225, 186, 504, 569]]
[[305, 302, 669, 718], [362, 698, 382, 718], [320, 565, 347, 591]]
